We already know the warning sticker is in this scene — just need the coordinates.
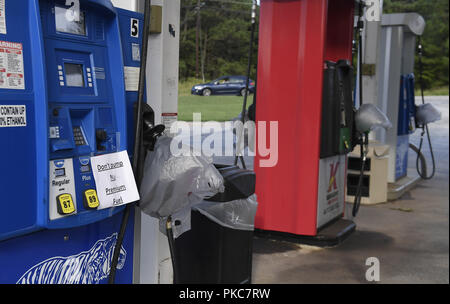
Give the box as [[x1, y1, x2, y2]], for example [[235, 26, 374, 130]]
[[124, 66, 140, 91], [162, 113, 178, 132], [0, 0, 6, 35], [0, 105, 27, 127], [0, 41, 25, 90], [132, 43, 140, 62]]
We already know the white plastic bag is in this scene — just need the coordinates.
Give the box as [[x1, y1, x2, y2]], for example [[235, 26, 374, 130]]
[[159, 206, 192, 239], [355, 104, 392, 133], [415, 103, 441, 125], [139, 136, 224, 219], [194, 194, 258, 231]]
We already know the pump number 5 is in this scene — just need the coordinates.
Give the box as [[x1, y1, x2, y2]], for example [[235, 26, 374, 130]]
[[130, 18, 139, 38]]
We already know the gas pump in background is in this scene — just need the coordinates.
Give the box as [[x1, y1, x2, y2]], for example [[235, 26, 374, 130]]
[[0, 0, 149, 284], [253, 0, 390, 245], [253, 0, 359, 245], [347, 11, 441, 206]]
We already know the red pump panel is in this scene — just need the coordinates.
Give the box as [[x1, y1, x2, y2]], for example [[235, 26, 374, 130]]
[[254, 0, 355, 236], [324, 0, 355, 62]]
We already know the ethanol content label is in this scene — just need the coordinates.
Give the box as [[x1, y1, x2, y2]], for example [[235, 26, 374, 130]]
[[0, 105, 27, 127], [0, 0, 6, 34], [0, 41, 25, 90]]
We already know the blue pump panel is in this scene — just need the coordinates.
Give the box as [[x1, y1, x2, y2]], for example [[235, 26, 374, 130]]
[[395, 134, 410, 180], [398, 73, 416, 136], [0, 0, 128, 241], [116, 8, 145, 156], [0, 209, 134, 284]]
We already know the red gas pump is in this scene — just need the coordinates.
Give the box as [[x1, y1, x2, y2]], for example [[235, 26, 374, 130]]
[[254, 0, 357, 245]]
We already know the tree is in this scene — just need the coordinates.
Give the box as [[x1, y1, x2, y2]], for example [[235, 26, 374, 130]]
[[179, 0, 258, 81], [384, 0, 449, 89], [180, 0, 448, 91]]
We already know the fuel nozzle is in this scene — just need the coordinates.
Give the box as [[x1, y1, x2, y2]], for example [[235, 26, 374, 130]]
[[134, 102, 165, 151]]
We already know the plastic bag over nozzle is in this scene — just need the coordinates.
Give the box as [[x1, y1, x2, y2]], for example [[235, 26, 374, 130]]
[[415, 103, 441, 126], [355, 104, 392, 134]]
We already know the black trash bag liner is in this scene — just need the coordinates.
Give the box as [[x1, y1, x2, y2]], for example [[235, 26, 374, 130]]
[[206, 164, 255, 202]]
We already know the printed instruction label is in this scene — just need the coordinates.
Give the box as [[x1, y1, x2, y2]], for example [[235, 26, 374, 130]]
[[162, 113, 178, 132], [124, 66, 140, 91], [93, 66, 105, 80], [90, 151, 140, 210], [0, 0, 6, 34], [0, 41, 25, 90], [132, 43, 141, 62], [0, 105, 26, 127]]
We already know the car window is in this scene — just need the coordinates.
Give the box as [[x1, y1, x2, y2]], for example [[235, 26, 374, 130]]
[[228, 77, 243, 83], [217, 77, 229, 84]]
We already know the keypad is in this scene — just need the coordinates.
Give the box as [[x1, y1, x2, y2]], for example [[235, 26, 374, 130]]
[[73, 126, 87, 146]]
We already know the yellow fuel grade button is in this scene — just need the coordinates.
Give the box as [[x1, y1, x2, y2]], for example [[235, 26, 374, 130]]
[[84, 189, 100, 210], [57, 194, 76, 215]]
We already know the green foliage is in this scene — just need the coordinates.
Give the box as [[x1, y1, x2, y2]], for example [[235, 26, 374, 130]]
[[384, 0, 449, 89], [180, 0, 448, 91], [180, 0, 258, 82], [178, 77, 201, 96]]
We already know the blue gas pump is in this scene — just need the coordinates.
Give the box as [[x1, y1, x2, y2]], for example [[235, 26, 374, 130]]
[[395, 73, 417, 179], [398, 74, 417, 136], [0, 0, 141, 284], [117, 7, 146, 156]]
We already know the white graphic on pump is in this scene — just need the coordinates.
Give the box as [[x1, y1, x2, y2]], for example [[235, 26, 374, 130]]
[[65, 0, 80, 22], [16, 233, 126, 284]]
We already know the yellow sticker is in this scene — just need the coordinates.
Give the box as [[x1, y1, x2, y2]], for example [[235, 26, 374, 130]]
[[57, 194, 75, 215], [84, 189, 99, 209], [344, 140, 349, 149]]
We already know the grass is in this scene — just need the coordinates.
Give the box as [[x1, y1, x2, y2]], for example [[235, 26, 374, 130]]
[[415, 86, 449, 96], [178, 78, 250, 122], [179, 78, 201, 97], [178, 80, 448, 122], [179, 95, 246, 122]]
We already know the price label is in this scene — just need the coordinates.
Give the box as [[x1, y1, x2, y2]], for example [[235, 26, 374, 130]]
[[57, 194, 75, 215]]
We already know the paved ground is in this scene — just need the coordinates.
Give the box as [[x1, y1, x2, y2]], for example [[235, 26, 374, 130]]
[[180, 96, 448, 284], [251, 96, 449, 284]]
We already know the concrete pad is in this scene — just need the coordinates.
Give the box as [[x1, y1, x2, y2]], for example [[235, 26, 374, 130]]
[[252, 96, 449, 284]]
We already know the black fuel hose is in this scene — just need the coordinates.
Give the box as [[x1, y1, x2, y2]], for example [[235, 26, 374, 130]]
[[234, 0, 257, 168], [352, 1, 366, 217], [352, 133, 368, 217], [108, 0, 152, 284], [166, 217, 178, 284], [416, 125, 436, 179], [415, 38, 436, 180], [410, 143, 427, 177]]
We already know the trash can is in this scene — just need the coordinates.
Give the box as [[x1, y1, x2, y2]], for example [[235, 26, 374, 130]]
[[174, 194, 258, 284]]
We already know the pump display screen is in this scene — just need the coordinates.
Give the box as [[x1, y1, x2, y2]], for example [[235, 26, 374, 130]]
[[55, 168, 66, 178], [65, 63, 85, 87], [55, 6, 86, 36], [80, 165, 91, 173]]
